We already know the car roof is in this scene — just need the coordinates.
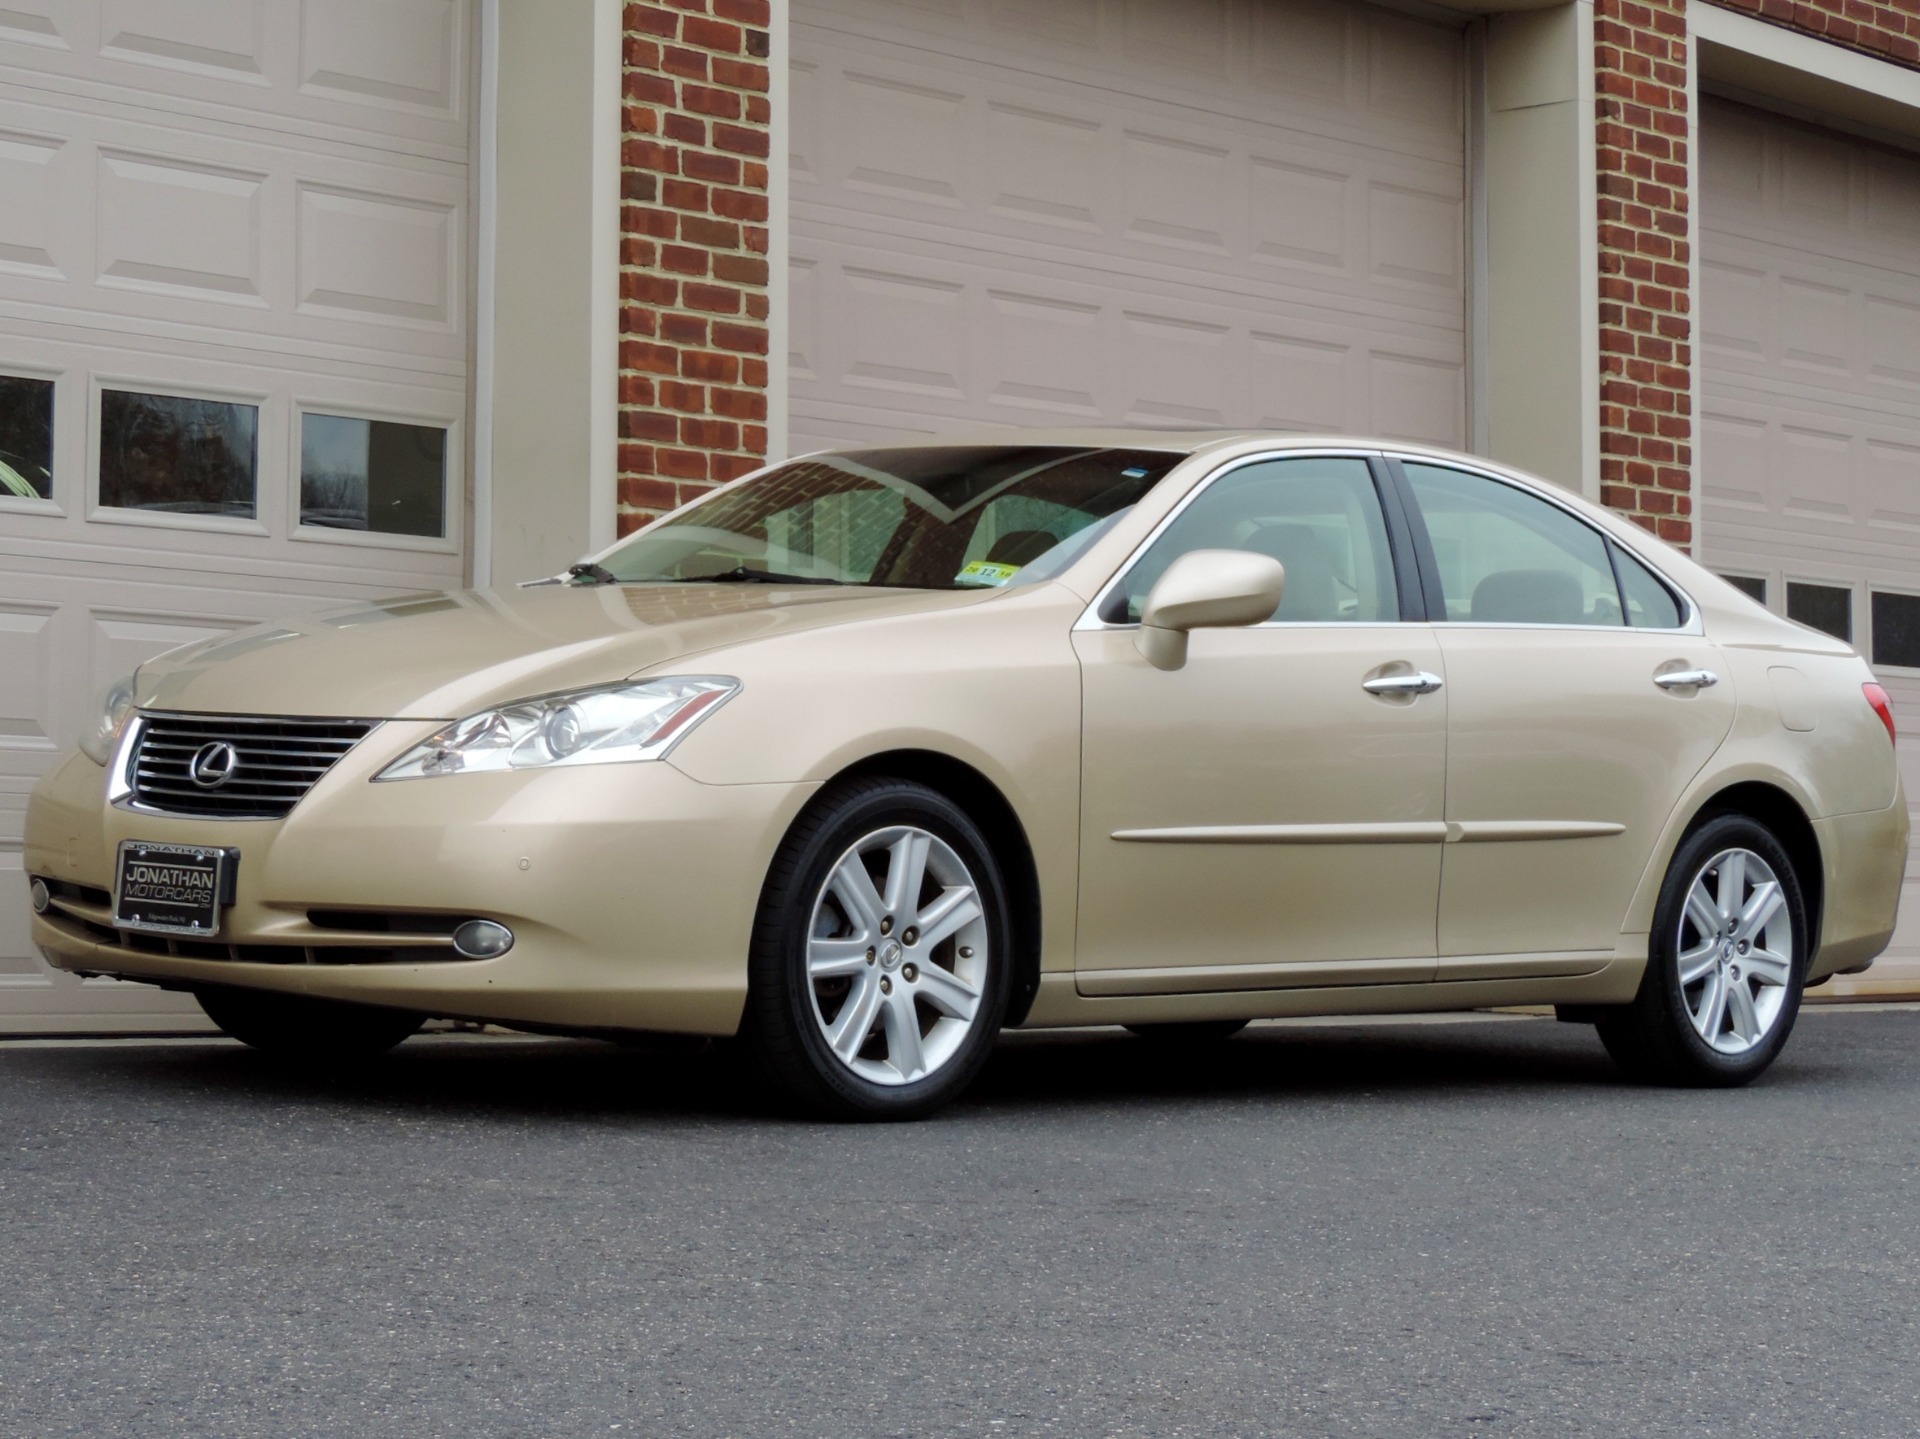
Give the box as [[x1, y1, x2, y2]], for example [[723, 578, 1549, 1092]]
[[829, 430, 1553, 478]]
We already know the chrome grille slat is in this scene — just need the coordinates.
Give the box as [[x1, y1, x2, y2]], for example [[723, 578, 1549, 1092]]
[[127, 713, 379, 820]]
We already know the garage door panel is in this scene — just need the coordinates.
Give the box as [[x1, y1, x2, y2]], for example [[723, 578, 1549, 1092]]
[[0, 0, 472, 1029], [1703, 97, 1920, 992], [796, 31, 1465, 320], [0, 90, 466, 365], [0, 0, 469, 158], [797, 222, 1464, 447]]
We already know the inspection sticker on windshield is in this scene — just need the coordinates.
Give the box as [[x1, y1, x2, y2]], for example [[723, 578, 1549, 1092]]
[[114, 841, 236, 937], [955, 560, 1020, 587]]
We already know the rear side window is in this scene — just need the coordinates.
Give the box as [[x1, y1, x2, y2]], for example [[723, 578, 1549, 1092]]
[[1404, 462, 1675, 627], [1613, 543, 1683, 628]]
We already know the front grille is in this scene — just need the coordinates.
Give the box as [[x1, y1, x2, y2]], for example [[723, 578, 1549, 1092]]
[[126, 713, 380, 820]]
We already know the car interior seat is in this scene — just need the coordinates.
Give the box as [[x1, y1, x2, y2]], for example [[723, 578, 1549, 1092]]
[[1241, 523, 1338, 621], [1470, 568, 1586, 624]]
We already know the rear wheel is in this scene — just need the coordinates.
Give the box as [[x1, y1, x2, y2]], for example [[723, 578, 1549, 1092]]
[[741, 778, 1012, 1120], [1596, 813, 1807, 1086], [196, 986, 425, 1059]]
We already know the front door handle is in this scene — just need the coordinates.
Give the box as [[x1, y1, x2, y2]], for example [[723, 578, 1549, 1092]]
[[1654, 669, 1719, 691], [1362, 671, 1444, 696]]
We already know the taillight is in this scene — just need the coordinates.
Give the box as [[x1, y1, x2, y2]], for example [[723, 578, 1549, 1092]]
[[1864, 682, 1897, 746]]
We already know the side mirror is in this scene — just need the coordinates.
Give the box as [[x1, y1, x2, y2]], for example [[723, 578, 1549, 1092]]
[[1135, 549, 1285, 670]]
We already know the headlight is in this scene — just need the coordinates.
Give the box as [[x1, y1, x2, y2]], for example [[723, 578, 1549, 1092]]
[[79, 673, 137, 766], [374, 676, 739, 780]]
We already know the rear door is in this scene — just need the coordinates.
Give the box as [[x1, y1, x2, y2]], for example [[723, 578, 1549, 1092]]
[[1394, 460, 1736, 963]]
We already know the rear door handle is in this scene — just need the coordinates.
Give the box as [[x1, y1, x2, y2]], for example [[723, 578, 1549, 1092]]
[[1654, 669, 1719, 691], [1362, 671, 1444, 696]]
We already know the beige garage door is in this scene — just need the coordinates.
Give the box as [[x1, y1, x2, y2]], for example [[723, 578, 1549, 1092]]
[[1700, 97, 1920, 992], [790, 0, 1468, 454], [0, 1, 474, 1032]]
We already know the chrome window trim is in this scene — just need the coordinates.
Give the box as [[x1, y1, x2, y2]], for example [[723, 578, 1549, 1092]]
[[1072, 447, 1397, 633]]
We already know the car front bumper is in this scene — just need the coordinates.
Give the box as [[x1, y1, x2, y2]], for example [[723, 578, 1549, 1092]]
[[24, 725, 818, 1035]]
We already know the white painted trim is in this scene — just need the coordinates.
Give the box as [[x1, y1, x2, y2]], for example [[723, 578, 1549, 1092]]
[[587, 0, 622, 553], [1693, 3, 1920, 113], [1466, 18, 1491, 457], [1685, 15, 1703, 563], [1574, 0, 1599, 501], [472, 0, 499, 588], [767, 0, 790, 463]]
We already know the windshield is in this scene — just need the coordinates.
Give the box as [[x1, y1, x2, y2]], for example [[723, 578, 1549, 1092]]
[[590, 445, 1184, 589]]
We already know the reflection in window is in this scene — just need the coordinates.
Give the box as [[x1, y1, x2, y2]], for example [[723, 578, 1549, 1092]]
[[99, 390, 257, 517], [0, 374, 53, 499], [1786, 581, 1851, 643], [1872, 591, 1920, 669], [300, 413, 447, 538], [1721, 574, 1766, 605]]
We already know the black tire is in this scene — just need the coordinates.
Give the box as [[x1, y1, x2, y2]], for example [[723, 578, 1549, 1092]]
[[1595, 813, 1808, 1086], [1125, 1020, 1250, 1045], [196, 986, 425, 1060], [740, 777, 1013, 1120]]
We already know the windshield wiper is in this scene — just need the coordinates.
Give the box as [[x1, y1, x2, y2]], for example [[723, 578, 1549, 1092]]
[[567, 562, 620, 586], [675, 566, 847, 586]]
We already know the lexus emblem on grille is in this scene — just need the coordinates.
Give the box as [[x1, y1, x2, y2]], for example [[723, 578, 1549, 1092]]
[[188, 741, 241, 790]]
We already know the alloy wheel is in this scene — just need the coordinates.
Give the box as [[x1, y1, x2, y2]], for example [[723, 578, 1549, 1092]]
[[1675, 847, 1793, 1055], [805, 824, 988, 1086]]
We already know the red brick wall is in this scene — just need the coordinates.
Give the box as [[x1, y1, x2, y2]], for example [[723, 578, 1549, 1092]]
[[618, 0, 773, 537], [1702, 0, 1920, 67], [1596, 0, 1694, 547]]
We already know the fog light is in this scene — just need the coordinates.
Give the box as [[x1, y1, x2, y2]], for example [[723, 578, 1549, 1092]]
[[451, 919, 513, 960], [28, 878, 50, 915]]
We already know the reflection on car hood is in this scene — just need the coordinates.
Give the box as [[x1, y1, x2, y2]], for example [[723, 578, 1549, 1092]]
[[136, 584, 992, 719]]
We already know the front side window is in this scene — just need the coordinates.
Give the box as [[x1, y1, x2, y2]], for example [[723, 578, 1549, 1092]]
[[1107, 456, 1398, 624], [1405, 462, 1665, 627], [98, 389, 257, 518], [595, 446, 1181, 589]]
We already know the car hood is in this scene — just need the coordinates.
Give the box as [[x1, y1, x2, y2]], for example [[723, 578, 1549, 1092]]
[[135, 584, 994, 720]]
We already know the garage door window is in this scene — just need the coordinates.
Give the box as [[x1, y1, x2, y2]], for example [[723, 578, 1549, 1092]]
[[0, 375, 52, 501], [1872, 591, 1920, 670], [98, 390, 257, 519], [300, 413, 447, 538], [1720, 574, 1766, 605], [1786, 581, 1852, 644]]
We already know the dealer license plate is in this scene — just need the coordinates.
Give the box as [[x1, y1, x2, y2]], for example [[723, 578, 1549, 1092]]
[[114, 842, 236, 937]]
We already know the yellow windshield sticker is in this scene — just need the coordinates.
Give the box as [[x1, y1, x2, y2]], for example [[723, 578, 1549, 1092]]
[[955, 559, 1021, 587]]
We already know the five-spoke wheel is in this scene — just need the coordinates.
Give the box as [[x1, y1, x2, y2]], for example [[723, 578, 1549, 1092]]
[[742, 778, 1012, 1118]]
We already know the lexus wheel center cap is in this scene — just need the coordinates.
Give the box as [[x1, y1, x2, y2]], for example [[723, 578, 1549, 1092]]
[[880, 941, 903, 970]]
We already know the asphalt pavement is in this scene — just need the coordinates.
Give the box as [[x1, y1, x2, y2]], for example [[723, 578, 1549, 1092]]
[[4, 1007, 1920, 1438]]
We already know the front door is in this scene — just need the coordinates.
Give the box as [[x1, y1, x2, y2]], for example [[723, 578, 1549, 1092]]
[[1396, 460, 1738, 960], [1074, 455, 1448, 994]]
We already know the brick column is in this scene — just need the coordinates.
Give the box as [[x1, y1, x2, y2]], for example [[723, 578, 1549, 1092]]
[[1595, 0, 1693, 547], [618, 0, 773, 537]]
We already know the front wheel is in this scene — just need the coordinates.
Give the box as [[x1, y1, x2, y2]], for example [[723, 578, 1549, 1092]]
[[740, 778, 1013, 1120], [1596, 814, 1808, 1086], [196, 986, 425, 1060]]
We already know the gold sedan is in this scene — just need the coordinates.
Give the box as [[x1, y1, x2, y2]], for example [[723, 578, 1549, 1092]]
[[24, 434, 1908, 1117]]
